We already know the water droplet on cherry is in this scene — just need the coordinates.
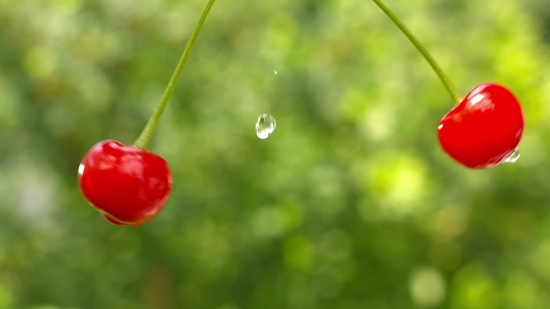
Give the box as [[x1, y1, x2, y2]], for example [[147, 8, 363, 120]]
[[256, 114, 276, 139], [502, 148, 520, 164]]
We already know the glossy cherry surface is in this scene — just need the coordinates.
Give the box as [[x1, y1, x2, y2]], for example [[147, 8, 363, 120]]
[[437, 83, 525, 169], [78, 140, 172, 226]]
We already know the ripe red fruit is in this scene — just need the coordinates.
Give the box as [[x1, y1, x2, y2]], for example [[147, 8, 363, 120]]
[[437, 83, 525, 169], [78, 140, 172, 226]]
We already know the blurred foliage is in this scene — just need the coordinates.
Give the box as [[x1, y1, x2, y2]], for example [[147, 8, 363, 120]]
[[1, 0, 550, 308]]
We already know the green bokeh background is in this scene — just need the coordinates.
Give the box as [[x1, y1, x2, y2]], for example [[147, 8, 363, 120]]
[[2, 0, 550, 308]]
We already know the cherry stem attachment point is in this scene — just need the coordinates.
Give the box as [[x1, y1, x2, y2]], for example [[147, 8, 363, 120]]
[[134, 0, 217, 149], [371, 0, 462, 104]]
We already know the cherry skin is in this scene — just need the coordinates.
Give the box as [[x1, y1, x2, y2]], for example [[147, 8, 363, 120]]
[[78, 140, 172, 226], [437, 83, 525, 169], [101, 213, 127, 226]]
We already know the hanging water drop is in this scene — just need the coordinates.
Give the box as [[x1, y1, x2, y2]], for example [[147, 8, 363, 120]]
[[502, 148, 520, 164], [256, 114, 276, 139]]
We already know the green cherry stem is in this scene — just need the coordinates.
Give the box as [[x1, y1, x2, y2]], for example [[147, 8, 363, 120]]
[[134, 0, 217, 149], [371, 0, 462, 104]]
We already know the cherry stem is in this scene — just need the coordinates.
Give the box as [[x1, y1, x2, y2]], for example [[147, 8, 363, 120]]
[[371, 0, 462, 104], [134, 0, 217, 149]]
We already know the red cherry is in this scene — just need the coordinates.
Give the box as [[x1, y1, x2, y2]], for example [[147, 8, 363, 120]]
[[78, 140, 172, 226], [437, 83, 525, 169]]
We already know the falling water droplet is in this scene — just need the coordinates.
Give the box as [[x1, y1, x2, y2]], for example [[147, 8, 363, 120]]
[[274, 70, 278, 75], [256, 114, 276, 139], [502, 148, 520, 164]]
